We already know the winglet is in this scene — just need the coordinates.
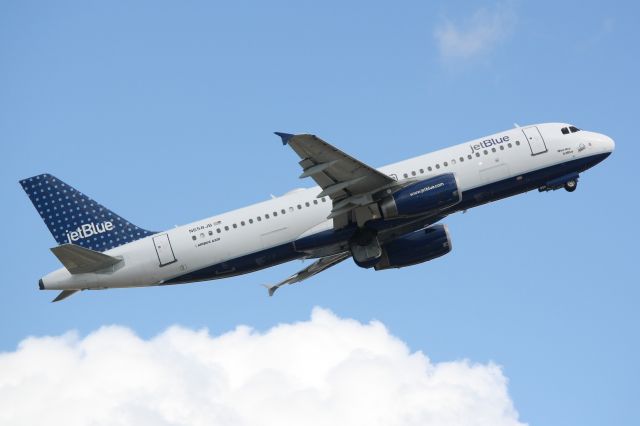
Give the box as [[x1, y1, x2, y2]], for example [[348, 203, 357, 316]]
[[274, 132, 295, 145]]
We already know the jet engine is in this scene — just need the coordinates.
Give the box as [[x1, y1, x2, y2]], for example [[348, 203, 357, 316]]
[[373, 224, 452, 270], [379, 173, 461, 219]]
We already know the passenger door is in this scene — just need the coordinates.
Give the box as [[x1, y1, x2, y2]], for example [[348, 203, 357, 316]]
[[522, 126, 548, 155], [153, 234, 177, 267]]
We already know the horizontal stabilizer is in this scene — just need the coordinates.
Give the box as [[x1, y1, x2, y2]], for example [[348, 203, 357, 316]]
[[52, 290, 79, 302], [50, 244, 122, 274]]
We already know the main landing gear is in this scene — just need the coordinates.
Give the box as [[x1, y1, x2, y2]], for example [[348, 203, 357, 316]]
[[350, 228, 382, 268]]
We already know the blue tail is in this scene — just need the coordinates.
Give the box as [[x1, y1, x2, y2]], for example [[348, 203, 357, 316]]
[[19, 173, 155, 252]]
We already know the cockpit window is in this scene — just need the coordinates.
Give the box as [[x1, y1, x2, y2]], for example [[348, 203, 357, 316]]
[[569, 126, 580, 133], [561, 127, 569, 135]]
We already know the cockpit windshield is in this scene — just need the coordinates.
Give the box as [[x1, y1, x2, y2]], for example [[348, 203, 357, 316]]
[[561, 125, 581, 135]]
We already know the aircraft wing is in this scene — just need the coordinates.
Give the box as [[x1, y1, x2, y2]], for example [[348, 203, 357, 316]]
[[276, 133, 398, 228], [264, 251, 351, 296]]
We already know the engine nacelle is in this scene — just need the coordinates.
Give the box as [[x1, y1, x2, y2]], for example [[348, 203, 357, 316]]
[[380, 173, 461, 219], [374, 224, 452, 271]]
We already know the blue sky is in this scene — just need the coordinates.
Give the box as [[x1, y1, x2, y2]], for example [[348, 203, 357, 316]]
[[1, 1, 638, 425]]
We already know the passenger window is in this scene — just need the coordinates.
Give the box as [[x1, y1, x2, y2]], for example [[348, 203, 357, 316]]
[[467, 154, 472, 160], [483, 150, 488, 155], [492, 147, 496, 153], [192, 235, 196, 241], [411, 171, 416, 176], [257, 216, 262, 221], [475, 152, 480, 157], [419, 168, 424, 174], [241, 221, 245, 226], [217, 228, 221, 233], [428, 166, 432, 171], [232, 224, 237, 229], [313, 199, 318, 205], [459, 157, 464, 162], [321, 197, 327, 202], [273, 212, 278, 217], [281, 209, 286, 214], [289, 207, 294, 212], [499, 145, 504, 150], [208, 230, 213, 236], [265, 214, 269, 219], [224, 226, 229, 231], [508, 143, 513, 148], [200, 233, 205, 238], [443, 161, 448, 167], [435, 164, 440, 169], [305, 202, 310, 207], [297, 204, 302, 209], [403, 173, 408, 178], [515, 141, 520, 146], [249, 219, 253, 224]]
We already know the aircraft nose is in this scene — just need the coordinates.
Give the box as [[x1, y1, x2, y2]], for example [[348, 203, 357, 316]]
[[591, 132, 615, 153], [603, 135, 615, 152]]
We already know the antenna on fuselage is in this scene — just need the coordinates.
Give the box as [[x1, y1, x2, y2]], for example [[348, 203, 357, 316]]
[[513, 122, 521, 128]]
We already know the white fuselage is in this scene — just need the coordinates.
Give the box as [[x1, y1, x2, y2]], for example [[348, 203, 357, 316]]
[[41, 123, 615, 291]]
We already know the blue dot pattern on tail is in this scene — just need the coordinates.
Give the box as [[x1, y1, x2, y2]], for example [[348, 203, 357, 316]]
[[19, 173, 156, 252]]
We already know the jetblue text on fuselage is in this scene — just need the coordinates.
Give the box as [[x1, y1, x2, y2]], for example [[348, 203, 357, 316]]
[[66, 221, 114, 243], [469, 135, 510, 155], [410, 182, 444, 197]]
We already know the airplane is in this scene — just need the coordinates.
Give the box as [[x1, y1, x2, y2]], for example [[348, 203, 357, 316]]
[[20, 123, 614, 302]]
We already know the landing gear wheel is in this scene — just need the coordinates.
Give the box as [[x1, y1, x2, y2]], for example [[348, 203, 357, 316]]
[[564, 179, 577, 192]]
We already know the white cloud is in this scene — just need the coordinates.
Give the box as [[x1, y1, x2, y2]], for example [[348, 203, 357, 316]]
[[0, 308, 525, 426], [434, 3, 516, 61]]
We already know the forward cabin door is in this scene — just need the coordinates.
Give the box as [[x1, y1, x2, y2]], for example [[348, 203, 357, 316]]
[[153, 234, 177, 267], [522, 126, 548, 155]]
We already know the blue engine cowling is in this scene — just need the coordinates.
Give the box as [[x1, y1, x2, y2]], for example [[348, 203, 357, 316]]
[[374, 224, 452, 270], [380, 173, 461, 219]]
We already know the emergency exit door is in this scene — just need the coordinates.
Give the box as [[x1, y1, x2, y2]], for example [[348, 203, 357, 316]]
[[153, 234, 177, 267], [522, 126, 548, 155]]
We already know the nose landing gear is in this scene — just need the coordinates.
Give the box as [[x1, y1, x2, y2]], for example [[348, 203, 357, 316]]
[[539, 173, 580, 193], [564, 179, 578, 192]]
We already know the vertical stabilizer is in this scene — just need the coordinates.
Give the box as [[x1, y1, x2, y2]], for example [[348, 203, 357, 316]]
[[19, 174, 155, 252]]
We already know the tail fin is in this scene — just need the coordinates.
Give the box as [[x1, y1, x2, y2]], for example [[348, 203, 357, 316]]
[[19, 173, 155, 252]]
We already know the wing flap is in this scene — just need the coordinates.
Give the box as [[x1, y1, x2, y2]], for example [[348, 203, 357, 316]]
[[299, 160, 340, 178]]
